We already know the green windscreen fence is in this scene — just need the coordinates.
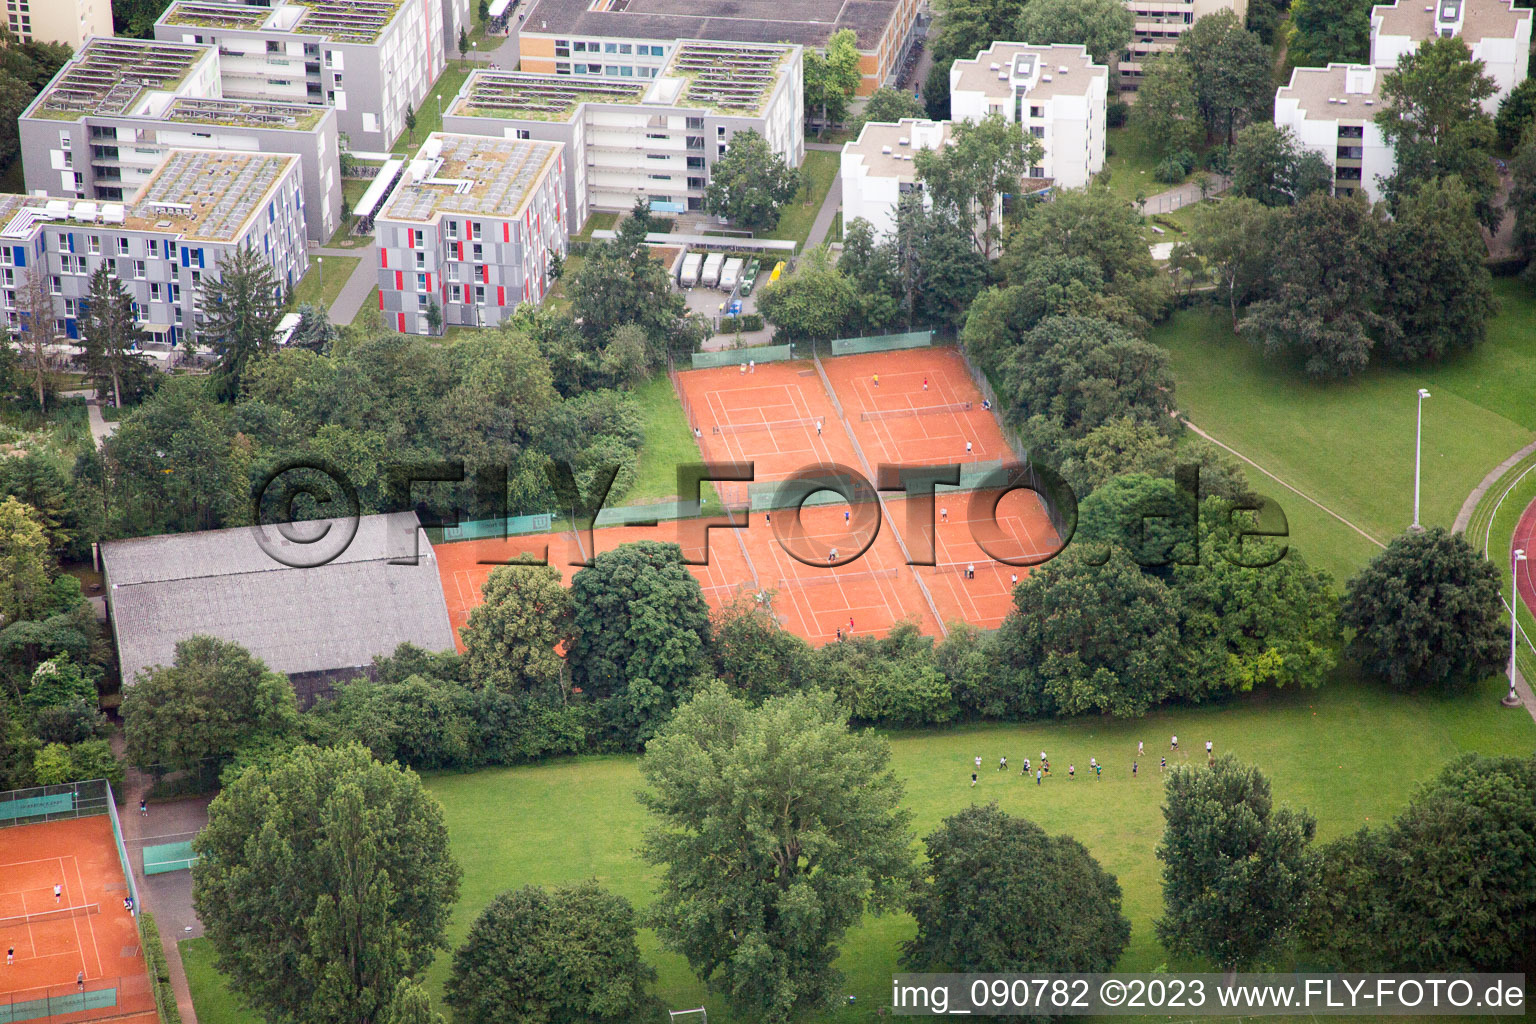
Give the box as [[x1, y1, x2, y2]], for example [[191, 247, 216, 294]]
[[691, 344, 793, 369], [438, 513, 554, 543], [830, 330, 934, 356], [142, 840, 198, 875], [0, 986, 118, 1024]]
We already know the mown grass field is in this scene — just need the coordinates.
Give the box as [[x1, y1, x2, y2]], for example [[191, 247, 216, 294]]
[[776, 149, 841, 248], [181, 677, 1535, 1024], [1152, 278, 1536, 584]]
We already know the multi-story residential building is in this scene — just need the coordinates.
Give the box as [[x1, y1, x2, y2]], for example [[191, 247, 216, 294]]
[[1274, 63, 1394, 201], [5, 0, 112, 47], [1370, 0, 1530, 109], [840, 118, 952, 238], [374, 132, 567, 335], [1121, 0, 1247, 88], [0, 148, 307, 349], [949, 42, 1108, 188], [518, 0, 918, 96], [441, 40, 803, 228], [153, 0, 466, 151], [20, 37, 341, 242]]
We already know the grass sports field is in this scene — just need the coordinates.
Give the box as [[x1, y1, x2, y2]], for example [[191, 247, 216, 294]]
[[1153, 278, 1536, 585], [178, 677, 1534, 1024]]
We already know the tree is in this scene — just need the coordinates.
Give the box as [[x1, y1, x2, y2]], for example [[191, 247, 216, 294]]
[[1156, 756, 1320, 968], [756, 244, 854, 342], [458, 26, 469, 62], [567, 203, 699, 357], [290, 303, 339, 351], [1376, 36, 1500, 229], [1340, 526, 1507, 691], [640, 683, 913, 1023], [1016, 0, 1134, 72], [994, 546, 1183, 717], [1241, 192, 1392, 377], [195, 245, 283, 400], [461, 564, 573, 697], [568, 540, 711, 746], [1381, 176, 1497, 362], [598, 321, 650, 388], [848, 86, 924, 135], [14, 265, 56, 412], [891, 196, 989, 330], [1131, 54, 1204, 160], [121, 635, 298, 774], [905, 804, 1130, 973], [929, 0, 1031, 70], [385, 981, 446, 1024], [703, 129, 799, 231], [803, 29, 862, 134], [193, 743, 462, 1024], [405, 104, 418, 145], [1511, 127, 1536, 272], [710, 594, 813, 700], [1494, 76, 1536, 150], [445, 883, 655, 1024], [0, 497, 52, 626], [80, 263, 149, 409], [1287, 0, 1373, 66], [1178, 11, 1272, 144], [1305, 753, 1536, 972], [1190, 197, 1276, 329], [1229, 123, 1334, 207], [914, 113, 1039, 256]]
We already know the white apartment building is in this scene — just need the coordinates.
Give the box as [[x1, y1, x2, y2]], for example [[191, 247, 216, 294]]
[[1274, 64, 1394, 201], [950, 42, 1108, 188], [1122, 0, 1248, 88], [5, 0, 112, 47], [1370, 0, 1530, 109], [20, 38, 342, 242], [840, 118, 953, 238], [441, 40, 803, 229], [154, 0, 467, 151], [374, 133, 568, 334], [0, 148, 307, 351]]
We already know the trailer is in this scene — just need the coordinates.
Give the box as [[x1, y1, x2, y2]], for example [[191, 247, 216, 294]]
[[719, 258, 744, 292], [678, 252, 702, 287], [700, 252, 725, 289]]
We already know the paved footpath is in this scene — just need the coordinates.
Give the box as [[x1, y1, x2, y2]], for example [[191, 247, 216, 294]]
[[310, 245, 380, 327]]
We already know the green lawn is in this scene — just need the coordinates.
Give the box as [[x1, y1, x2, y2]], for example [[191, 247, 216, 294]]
[[1152, 278, 1536, 584], [1100, 125, 1187, 206], [620, 373, 713, 506], [288, 255, 358, 313], [574, 210, 619, 241], [776, 149, 840, 248], [181, 938, 261, 1024], [391, 67, 473, 156]]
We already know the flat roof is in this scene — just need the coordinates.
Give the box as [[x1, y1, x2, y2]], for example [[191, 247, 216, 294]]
[[452, 70, 647, 120], [165, 96, 327, 131], [522, 0, 907, 51], [161, 0, 408, 44], [1371, 0, 1529, 44], [31, 37, 209, 119], [126, 149, 299, 241], [1278, 63, 1382, 120], [844, 118, 950, 182], [661, 40, 793, 114], [951, 42, 1107, 100], [160, 0, 271, 29], [379, 133, 562, 223]]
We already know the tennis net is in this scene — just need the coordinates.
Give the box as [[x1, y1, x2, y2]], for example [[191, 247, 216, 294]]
[[859, 401, 972, 422], [0, 903, 99, 930], [780, 566, 899, 590], [714, 416, 821, 435]]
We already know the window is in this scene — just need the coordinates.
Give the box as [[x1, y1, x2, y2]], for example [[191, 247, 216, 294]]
[[415, 251, 425, 269], [64, 298, 77, 316], [604, 42, 617, 52], [147, 239, 158, 256], [556, 62, 571, 73], [687, 176, 705, 189], [471, 221, 482, 240], [516, 129, 531, 139], [474, 285, 485, 304], [647, 153, 668, 161], [620, 65, 633, 76], [118, 237, 130, 254], [0, 249, 8, 267], [418, 293, 429, 308], [59, 134, 70, 150], [450, 284, 462, 301], [573, 41, 587, 51], [447, 220, 458, 238], [472, 243, 483, 261], [151, 282, 162, 301], [1030, 126, 1044, 138], [648, 173, 671, 180], [50, 276, 60, 294], [87, 236, 100, 254], [717, 126, 726, 137], [650, 45, 665, 56], [134, 260, 145, 279], [1030, 165, 1044, 177], [555, 39, 570, 56], [686, 117, 704, 130], [1030, 104, 1043, 117], [619, 43, 631, 53]]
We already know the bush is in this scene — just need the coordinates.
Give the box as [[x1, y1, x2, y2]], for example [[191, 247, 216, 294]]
[[1107, 99, 1129, 128], [138, 913, 184, 1024], [1204, 144, 1232, 174], [719, 313, 765, 332], [1154, 157, 1188, 184], [1171, 148, 1199, 174]]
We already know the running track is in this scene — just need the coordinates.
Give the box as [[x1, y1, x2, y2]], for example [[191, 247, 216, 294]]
[[1514, 498, 1536, 624]]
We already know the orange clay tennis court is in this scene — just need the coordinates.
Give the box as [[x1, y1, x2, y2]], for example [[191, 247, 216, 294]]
[[819, 348, 1012, 469], [0, 816, 155, 1024], [434, 517, 757, 649], [675, 361, 862, 506], [888, 487, 1062, 631]]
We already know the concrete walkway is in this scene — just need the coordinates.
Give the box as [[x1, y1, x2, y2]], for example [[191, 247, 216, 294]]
[[88, 402, 117, 446], [1141, 174, 1230, 216], [1452, 438, 1536, 535], [313, 246, 380, 327], [804, 174, 844, 250]]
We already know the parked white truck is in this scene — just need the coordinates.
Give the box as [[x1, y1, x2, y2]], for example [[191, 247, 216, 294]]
[[700, 252, 725, 289], [719, 258, 744, 292], [678, 252, 702, 287]]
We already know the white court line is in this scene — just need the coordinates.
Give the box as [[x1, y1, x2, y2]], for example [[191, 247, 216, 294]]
[[60, 856, 88, 981], [69, 854, 101, 978], [19, 888, 36, 959]]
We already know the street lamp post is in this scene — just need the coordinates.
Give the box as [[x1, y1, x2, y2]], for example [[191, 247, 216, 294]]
[[317, 256, 322, 294], [1508, 548, 1527, 707], [1412, 387, 1430, 532]]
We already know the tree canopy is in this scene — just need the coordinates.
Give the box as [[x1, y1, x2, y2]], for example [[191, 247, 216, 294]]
[[703, 129, 800, 231], [195, 244, 285, 400]]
